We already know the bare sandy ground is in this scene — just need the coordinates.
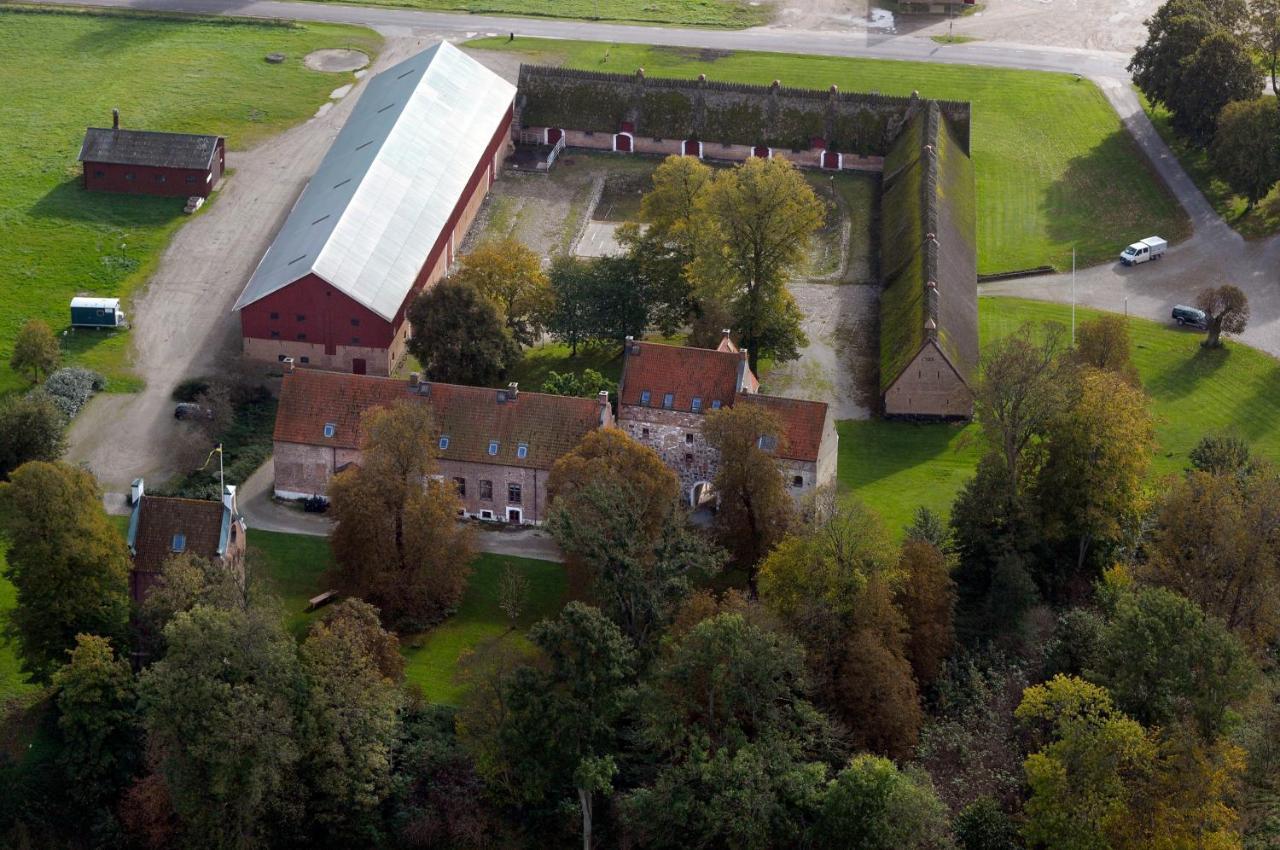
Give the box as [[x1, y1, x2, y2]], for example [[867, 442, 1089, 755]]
[[771, 0, 1160, 54]]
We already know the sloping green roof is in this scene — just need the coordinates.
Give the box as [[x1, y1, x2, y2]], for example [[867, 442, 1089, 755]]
[[879, 103, 978, 393]]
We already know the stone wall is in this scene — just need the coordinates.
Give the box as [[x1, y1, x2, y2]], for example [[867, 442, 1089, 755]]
[[518, 65, 972, 157]]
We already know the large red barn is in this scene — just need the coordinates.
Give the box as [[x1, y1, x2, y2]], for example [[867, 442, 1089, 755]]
[[78, 111, 225, 198], [234, 42, 516, 376]]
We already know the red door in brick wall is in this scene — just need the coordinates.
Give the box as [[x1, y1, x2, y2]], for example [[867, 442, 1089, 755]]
[[683, 139, 701, 157], [615, 133, 633, 153], [823, 150, 841, 170], [753, 145, 771, 159], [547, 127, 563, 145], [352, 358, 366, 375]]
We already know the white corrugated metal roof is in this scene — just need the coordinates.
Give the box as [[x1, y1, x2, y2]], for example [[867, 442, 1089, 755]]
[[233, 41, 516, 320], [71, 297, 121, 309]]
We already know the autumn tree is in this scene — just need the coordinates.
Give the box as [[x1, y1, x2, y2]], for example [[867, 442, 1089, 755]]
[[454, 238, 551, 346], [10, 318, 60, 384], [1072, 313, 1140, 386], [298, 600, 403, 839], [1144, 467, 1280, 646], [688, 157, 822, 372], [1088, 582, 1255, 739], [407, 279, 520, 385], [52, 634, 140, 810], [328, 400, 474, 631], [139, 604, 303, 848], [703, 402, 794, 586], [0, 391, 65, 480], [809, 754, 952, 850], [1196, 284, 1250, 348], [975, 321, 1067, 503], [621, 613, 833, 850], [1213, 99, 1280, 209], [896, 540, 956, 687], [1033, 367, 1155, 592], [138, 553, 246, 646], [759, 497, 922, 757], [0, 461, 130, 682]]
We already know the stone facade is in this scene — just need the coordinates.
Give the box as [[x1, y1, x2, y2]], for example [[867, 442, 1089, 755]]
[[549, 128, 884, 173]]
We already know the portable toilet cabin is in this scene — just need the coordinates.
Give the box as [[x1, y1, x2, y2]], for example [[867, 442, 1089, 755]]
[[70, 296, 126, 328]]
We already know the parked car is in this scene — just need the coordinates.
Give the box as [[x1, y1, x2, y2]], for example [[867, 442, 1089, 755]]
[[174, 402, 212, 420], [1119, 236, 1167, 265], [1171, 304, 1208, 329]]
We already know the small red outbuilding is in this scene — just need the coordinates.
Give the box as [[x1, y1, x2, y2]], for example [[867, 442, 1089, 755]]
[[78, 112, 224, 198]]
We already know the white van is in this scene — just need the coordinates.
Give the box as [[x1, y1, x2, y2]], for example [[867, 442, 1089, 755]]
[[1119, 236, 1167, 265]]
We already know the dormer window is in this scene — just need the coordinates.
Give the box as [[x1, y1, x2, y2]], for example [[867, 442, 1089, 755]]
[[691, 397, 703, 412], [171, 534, 186, 553], [488, 440, 499, 456], [323, 423, 336, 439], [517, 443, 528, 459], [711, 400, 722, 410], [439, 436, 449, 450], [662, 393, 674, 409], [640, 390, 651, 406]]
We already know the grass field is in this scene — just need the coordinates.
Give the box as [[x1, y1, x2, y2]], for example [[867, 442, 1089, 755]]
[[1143, 99, 1280, 240], [312, 0, 769, 27], [467, 38, 1189, 275], [840, 296, 1280, 533], [0, 8, 380, 394]]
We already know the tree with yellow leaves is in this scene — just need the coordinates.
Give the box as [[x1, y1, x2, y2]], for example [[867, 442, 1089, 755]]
[[453, 237, 551, 346]]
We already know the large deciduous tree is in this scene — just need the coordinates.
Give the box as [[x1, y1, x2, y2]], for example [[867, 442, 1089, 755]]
[[688, 157, 822, 372], [545, 255, 653, 353], [139, 605, 303, 849], [10, 318, 60, 384], [1072, 314, 1140, 386], [703, 403, 794, 586], [1130, 0, 1249, 115], [1144, 466, 1280, 647], [1195, 284, 1250, 348], [809, 754, 952, 850], [896, 540, 956, 687], [621, 613, 833, 850], [0, 461, 130, 682], [1167, 29, 1263, 144], [298, 599, 403, 839], [407, 279, 520, 386], [0, 391, 65, 480], [1253, 0, 1280, 99], [549, 430, 722, 649], [1213, 99, 1280, 210], [52, 634, 140, 810], [327, 400, 474, 631], [453, 237, 551, 346]]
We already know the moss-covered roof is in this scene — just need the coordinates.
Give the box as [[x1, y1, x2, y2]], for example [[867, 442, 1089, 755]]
[[516, 65, 971, 156], [879, 103, 978, 393]]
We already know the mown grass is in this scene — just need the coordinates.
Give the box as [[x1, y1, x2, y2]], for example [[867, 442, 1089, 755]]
[[467, 38, 1189, 274], [313, 0, 770, 28], [839, 296, 1280, 534], [401, 554, 567, 704], [507, 341, 626, 391], [1143, 98, 1280, 240], [0, 8, 381, 394]]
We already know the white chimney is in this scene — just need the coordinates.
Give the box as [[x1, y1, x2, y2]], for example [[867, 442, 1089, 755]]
[[130, 477, 144, 506]]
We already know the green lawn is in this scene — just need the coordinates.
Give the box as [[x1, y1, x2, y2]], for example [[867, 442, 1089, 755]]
[[507, 341, 626, 391], [0, 8, 381, 393], [1143, 98, 1280, 240], [248, 529, 337, 635], [311, 0, 769, 27], [401, 553, 567, 704], [840, 296, 1280, 533], [467, 38, 1189, 275]]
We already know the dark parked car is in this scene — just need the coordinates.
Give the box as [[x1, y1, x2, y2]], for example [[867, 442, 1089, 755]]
[[1171, 304, 1208, 329], [174, 402, 212, 420]]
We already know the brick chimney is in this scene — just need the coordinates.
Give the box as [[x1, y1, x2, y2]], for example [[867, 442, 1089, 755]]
[[408, 371, 420, 388], [507, 381, 519, 400]]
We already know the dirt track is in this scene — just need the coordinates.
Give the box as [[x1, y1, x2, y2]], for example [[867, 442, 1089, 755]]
[[66, 35, 437, 491]]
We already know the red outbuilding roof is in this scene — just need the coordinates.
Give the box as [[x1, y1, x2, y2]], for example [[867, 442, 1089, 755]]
[[274, 369, 608, 470]]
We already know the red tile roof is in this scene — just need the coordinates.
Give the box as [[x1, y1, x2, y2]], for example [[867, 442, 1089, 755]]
[[736, 393, 829, 463], [619, 340, 757, 413], [131, 496, 225, 572], [274, 369, 607, 470]]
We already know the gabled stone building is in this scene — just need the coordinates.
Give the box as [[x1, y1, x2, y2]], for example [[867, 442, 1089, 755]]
[[616, 335, 837, 506]]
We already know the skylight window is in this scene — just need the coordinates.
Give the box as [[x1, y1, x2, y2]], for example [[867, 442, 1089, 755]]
[[640, 390, 651, 406], [171, 534, 186, 553], [517, 443, 528, 459], [691, 397, 703, 412], [488, 440, 499, 456], [711, 400, 722, 410], [439, 436, 450, 450], [323, 423, 336, 439], [662, 393, 675, 410]]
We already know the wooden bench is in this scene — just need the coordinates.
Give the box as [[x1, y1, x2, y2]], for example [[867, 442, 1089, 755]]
[[307, 590, 338, 612]]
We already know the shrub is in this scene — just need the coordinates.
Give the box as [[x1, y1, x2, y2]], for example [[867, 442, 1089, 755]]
[[303, 495, 329, 514], [42, 367, 106, 419], [171, 378, 211, 403]]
